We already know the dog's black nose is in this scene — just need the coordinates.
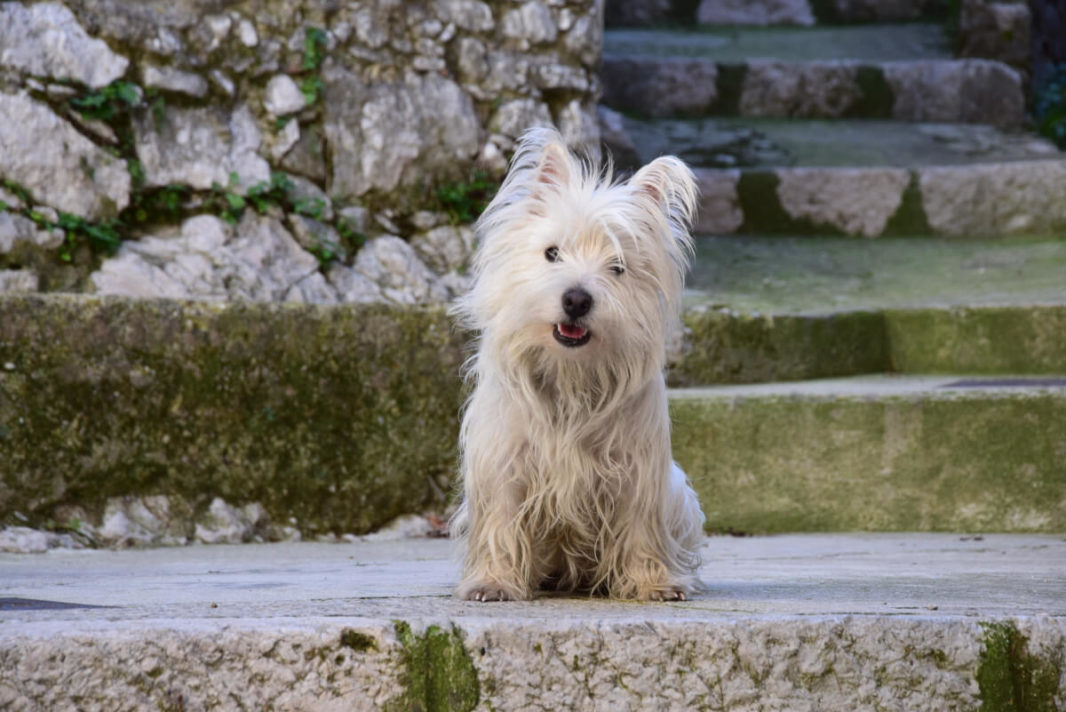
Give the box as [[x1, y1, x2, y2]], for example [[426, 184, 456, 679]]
[[562, 288, 593, 319]]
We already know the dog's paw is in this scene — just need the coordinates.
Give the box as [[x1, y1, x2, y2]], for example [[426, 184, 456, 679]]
[[648, 587, 688, 602], [465, 585, 517, 602]]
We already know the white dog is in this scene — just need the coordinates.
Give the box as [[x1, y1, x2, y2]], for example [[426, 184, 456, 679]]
[[451, 127, 705, 602]]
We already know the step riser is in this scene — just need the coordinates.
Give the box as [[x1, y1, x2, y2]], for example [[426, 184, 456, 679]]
[[4, 297, 1064, 534], [673, 390, 1066, 533], [675, 306, 1066, 386], [608, 0, 949, 26], [693, 162, 1066, 237], [3, 618, 1063, 710], [602, 58, 1025, 127]]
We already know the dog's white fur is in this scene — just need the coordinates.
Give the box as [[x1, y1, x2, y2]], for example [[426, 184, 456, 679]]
[[451, 127, 705, 601]]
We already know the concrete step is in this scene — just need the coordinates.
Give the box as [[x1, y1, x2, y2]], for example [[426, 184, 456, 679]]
[[671, 376, 1066, 533], [602, 26, 1025, 126], [609, 116, 1066, 237], [2, 535, 1064, 710]]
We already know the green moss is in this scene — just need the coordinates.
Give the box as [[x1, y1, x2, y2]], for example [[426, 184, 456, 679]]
[[711, 63, 747, 116], [851, 67, 894, 119], [978, 622, 1062, 711], [340, 629, 378, 652], [0, 296, 466, 536], [386, 621, 480, 712], [881, 175, 932, 236], [672, 392, 1066, 533], [672, 308, 888, 386], [885, 306, 1066, 374]]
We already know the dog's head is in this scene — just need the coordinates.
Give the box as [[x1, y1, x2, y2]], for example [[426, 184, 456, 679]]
[[456, 127, 696, 384]]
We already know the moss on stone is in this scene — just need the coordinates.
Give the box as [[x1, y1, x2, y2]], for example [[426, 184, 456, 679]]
[[885, 306, 1066, 374], [881, 174, 933, 236], [736, 171, 795, 234], [978, 621, 1062, 711], [672, 308, 888, 386], [339, 629, 378, 653], [0, 295, 467, 536], [851, 66, 894, 119], [386, 621, 480, 712], [712, 63, 747, 116], [671, 392, 1066, 533]]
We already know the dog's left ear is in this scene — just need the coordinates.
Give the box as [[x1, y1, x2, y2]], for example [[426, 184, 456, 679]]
[[628, 156, 698, 233]]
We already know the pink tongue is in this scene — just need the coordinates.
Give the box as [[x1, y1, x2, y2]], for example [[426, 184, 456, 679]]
[[559, 323, 587, 338]]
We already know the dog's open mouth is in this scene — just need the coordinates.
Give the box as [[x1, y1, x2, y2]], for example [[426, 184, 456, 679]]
[[553, 322, 591, 348]]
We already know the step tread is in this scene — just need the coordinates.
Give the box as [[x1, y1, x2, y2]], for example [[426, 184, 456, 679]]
[[685, 236, 1066, 313], [670, 374, 1066, 400], [1, 535, 1063, 624], [3, 536, 1063, 708], [625, 117, 1061, 170], [605, 23, 951, 63]]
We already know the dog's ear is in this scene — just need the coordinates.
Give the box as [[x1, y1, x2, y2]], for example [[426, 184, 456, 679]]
[[531, 140, 572, 198], [628, 156, 698, 233]]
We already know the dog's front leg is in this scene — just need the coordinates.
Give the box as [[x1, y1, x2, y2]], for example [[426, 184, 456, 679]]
[[455, 473, 534, 601]]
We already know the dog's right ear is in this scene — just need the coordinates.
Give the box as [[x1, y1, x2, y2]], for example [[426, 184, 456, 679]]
[[530, 140, 572, 204]]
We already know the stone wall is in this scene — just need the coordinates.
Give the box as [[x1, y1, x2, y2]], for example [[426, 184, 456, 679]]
[[0, 0, 603, 305]]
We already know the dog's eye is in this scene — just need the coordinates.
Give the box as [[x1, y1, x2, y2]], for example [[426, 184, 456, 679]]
[[544, 246, 560, 263], [609, 263, 625, 275]]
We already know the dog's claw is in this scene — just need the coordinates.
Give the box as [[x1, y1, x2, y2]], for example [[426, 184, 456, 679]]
[[465, 585, 514, 602], [650, 588, 687, 602]]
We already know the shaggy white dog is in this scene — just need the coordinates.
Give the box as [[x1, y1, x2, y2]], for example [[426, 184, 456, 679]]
[[451, 127, 705, 602]]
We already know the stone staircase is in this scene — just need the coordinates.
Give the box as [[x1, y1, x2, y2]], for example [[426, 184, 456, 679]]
[[598, 3, 1066, 540], [3, 4, 1066, 709]]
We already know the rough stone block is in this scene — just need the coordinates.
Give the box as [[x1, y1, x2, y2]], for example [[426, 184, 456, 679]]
[[692, 169, 743, 235], [919, 160, 1066, 236], [740, 61, 863, 118], [0, 92, 130, 220], [601, 57, 718, 117], [0, 2, 128, 88], [698, 0, 815, 25], [775, 167, 910, 237], [885, 60, 1025, 126]]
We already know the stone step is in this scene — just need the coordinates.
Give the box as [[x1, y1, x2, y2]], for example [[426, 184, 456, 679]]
[[608, 116, 1066, 237], [671, 375, 1066, 533], [3, 296, 1065, 539], [685, 235, 1066, 313], [609, 0, 950, 28], [696, 0, 947, 25], [601, 26, 1025, 126], [2, 535, 1064, 709]]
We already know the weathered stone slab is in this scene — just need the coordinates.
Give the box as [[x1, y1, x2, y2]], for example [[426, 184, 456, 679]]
[[1, 537, 1064, 709], [0, 2, 128, 88], [601, 57, 718, 117], [919, 159, 1066, 236], [0, 295, 465, 536], [776, 167, 910, 237], [673, 307, 889, 385], [133, 104, 270, 192], [0, 92, 129, 219], [91, 213, 322, 302], [673, 377, 1066, 533], [958, 0, 1031, 68], [324, 68, 479, 201], [885, 59, 1025, 126], [740, 61, 862, 117], [692, 168, 743, 234], [698, 0, 815, 25]]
